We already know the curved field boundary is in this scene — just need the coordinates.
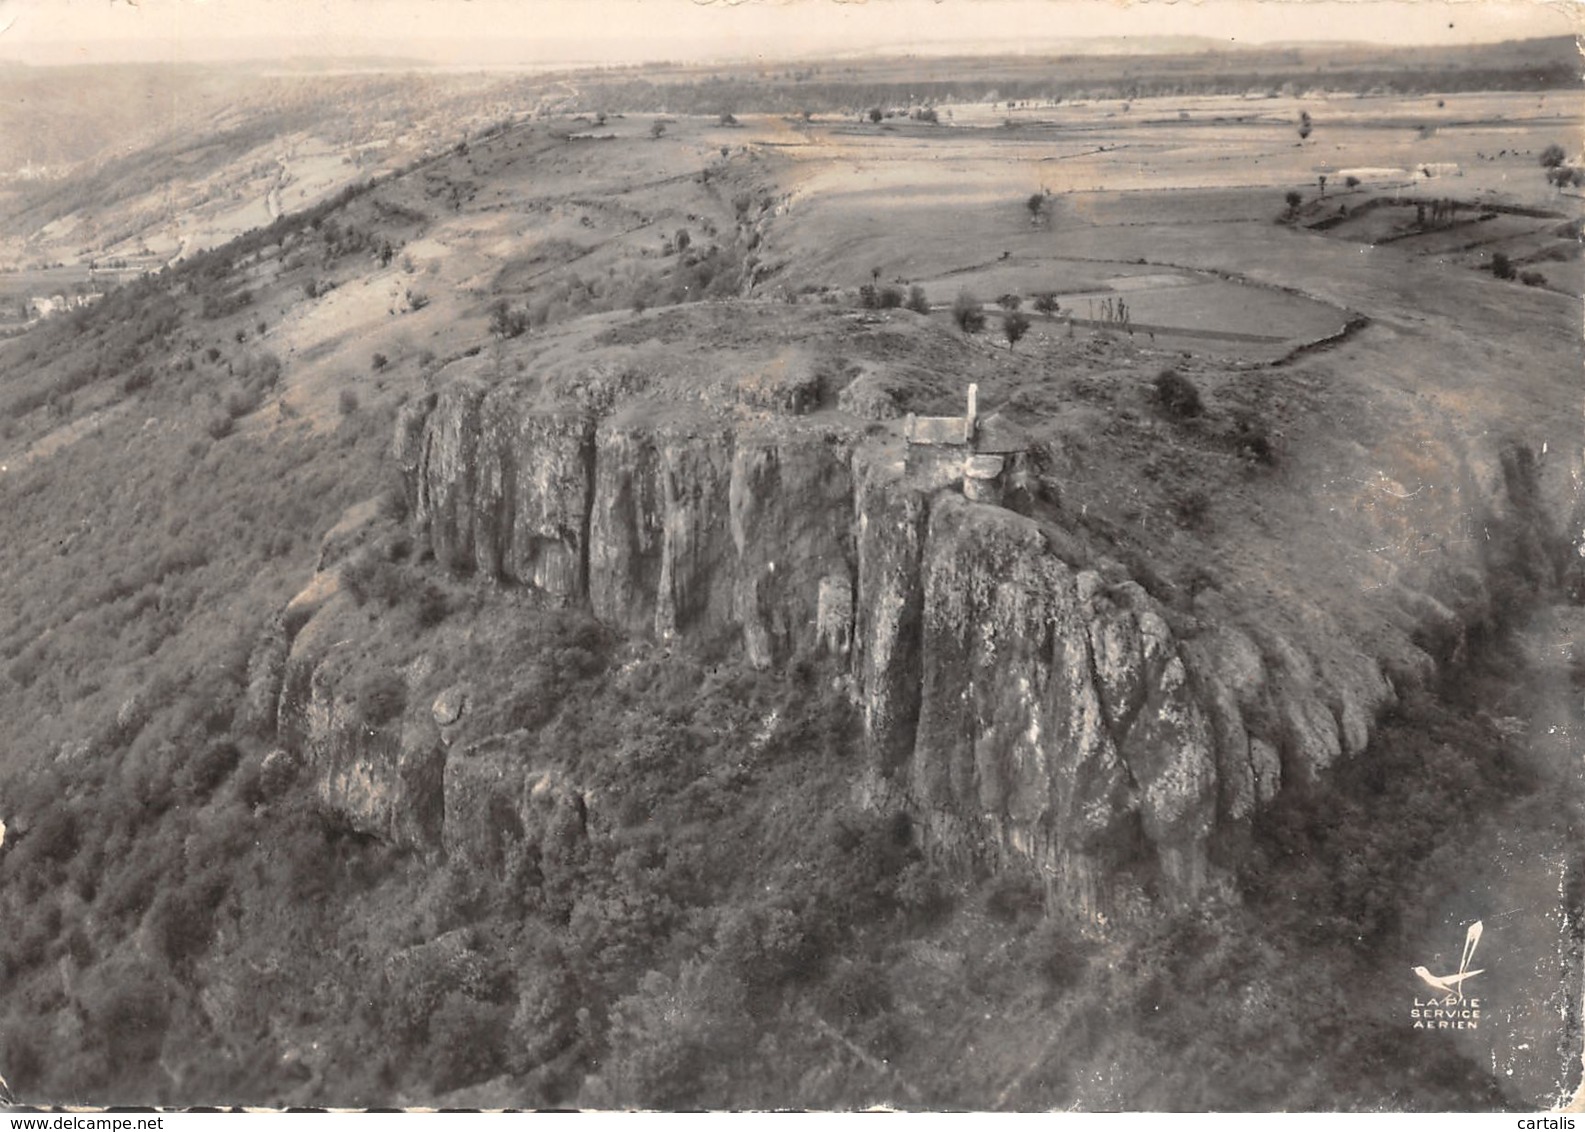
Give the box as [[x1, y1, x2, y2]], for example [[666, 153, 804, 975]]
[[1307, 212, 1353, 232], [1310, 195, 1569, 233], [1063, 317, 1288, 343], [920, 253, 1354, 347], [1371, 214, 1499, 246], [1268, 313, 1371, 367]]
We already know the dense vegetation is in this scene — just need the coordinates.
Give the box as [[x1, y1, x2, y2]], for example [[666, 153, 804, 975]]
[[0, 487, 1559, 1106]]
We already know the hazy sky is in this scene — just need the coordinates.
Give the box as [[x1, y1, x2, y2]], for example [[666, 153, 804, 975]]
[[0, 0, 1579, 66]]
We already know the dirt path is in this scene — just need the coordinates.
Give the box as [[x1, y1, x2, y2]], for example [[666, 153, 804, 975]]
[[266, 157, 289, 220]]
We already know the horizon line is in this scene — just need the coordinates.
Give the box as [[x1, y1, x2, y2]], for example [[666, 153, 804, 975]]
[[0, 30, 1577, 72], [0, 0, 1577, 69]]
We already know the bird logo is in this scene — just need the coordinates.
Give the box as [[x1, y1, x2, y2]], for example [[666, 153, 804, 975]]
[[1413, 920, 1484, 1001]]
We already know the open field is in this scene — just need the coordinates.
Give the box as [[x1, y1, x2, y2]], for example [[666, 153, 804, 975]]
[[728, 88, 1583, 357]]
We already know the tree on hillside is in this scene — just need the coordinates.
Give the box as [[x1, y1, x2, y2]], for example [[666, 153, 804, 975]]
[[1154, 368, 1203, 419], [997, 293, 1023, 312], [904, 285, 930, 315], [1284, 190, 1303, 214], [490, 298, 529, 338], [1003, 311, 1031, 349], [1032, 292, 1060, 318], [1540, 144, 1566, 169], [867, 108, 883, 124], [1491, 252, 1516, 280], [951, 290, 985, 334], [1026, 193, 1046, 225]]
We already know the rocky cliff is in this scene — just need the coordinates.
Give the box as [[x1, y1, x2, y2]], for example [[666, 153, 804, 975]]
[[272, 329, 1568, 918], [398, 378, 595, 597]]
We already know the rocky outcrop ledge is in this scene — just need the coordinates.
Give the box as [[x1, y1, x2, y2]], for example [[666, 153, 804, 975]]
[[291, 365, 1405, 918]]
